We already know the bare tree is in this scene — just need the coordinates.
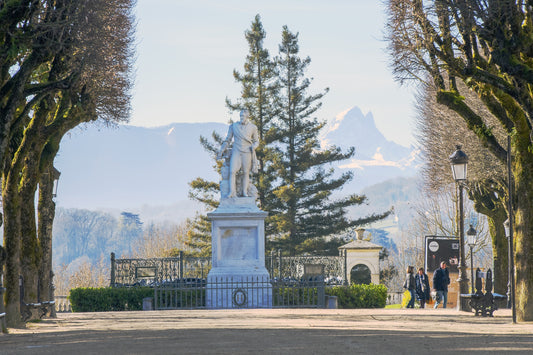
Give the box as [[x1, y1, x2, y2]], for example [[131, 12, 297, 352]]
[[415, 81, 509, 292], [2, 0, 136, 326], [132, 223, 188, 259], [385, 0, 533, 321], [392, 184, 493, 292]]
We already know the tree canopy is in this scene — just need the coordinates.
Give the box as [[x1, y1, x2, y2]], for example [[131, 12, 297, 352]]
[[385, 0, 533, 321], [0, 0, 136, 327]]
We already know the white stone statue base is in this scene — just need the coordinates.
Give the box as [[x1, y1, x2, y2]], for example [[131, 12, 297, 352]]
[[206, 198, 272, 308], [206, 270, 272, 309]]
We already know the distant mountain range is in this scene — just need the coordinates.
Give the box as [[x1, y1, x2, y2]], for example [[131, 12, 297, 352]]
[[320, 107, 420, 194], [54, 106, 420, 223]]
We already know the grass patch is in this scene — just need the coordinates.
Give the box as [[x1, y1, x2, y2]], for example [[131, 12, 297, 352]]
[[385, 304, 401, 309]]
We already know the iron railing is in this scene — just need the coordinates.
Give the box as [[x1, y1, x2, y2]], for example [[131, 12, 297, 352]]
[[111, 251, 346, 288], [153, 276, 326, 310], [266, 251, 344, 284], [110, 252, 211, 287]]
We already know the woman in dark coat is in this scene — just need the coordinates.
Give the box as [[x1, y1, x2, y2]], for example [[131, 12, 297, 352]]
[[404, 266, 416, 308], [415, 267, 431, 308]]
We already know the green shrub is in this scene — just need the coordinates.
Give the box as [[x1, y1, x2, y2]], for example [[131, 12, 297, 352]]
[[69, 287, 153, 312], [326, 284, 387, 308]]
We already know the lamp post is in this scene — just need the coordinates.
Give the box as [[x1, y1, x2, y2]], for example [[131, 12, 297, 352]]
[[466, 225, 477, 293], [504, 218, 516, 323], [504, 134, 517, 324], [449, 145, 469, 311]]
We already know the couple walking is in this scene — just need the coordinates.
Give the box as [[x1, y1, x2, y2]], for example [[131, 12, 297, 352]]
[[404, 266, 431, 308], [404, 261, 450, 308]]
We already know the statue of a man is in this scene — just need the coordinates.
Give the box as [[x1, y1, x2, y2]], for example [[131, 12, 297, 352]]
[[217, 109, 259, 198]]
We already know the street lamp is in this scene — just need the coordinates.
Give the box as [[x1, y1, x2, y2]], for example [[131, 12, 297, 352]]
[[52, 167, 61, 198], [466, 225, 477, 293], [504, 218, 516, 323], [449, 145, 469, 311], [504, 134, 517, 324]]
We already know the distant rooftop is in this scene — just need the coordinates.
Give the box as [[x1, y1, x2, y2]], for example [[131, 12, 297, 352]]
[[339, 239, 383, 250]]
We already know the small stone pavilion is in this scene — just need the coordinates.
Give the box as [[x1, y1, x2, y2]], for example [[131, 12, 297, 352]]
[[338, 229, 382, 285]]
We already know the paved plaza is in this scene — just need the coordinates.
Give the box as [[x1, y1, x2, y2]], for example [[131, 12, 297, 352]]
[[1, 308, 532, 354]]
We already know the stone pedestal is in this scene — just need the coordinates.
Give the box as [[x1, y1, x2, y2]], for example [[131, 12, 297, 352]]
[[206, 198, 272, 308]]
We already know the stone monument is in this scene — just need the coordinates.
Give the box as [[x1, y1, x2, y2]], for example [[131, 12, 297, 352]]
[[206, 109, 272, 308]]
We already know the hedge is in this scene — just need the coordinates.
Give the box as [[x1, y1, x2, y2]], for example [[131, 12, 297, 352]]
[[69, 283, 387, 311], [69, 287, 153, 312], [325, 284, 387, 308]]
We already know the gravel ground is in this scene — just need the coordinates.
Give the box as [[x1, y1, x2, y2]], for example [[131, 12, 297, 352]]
[[1, 308, 532, 354]]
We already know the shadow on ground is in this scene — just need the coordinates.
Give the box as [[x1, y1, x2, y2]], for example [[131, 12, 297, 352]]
[[2, 328, 533, 355]]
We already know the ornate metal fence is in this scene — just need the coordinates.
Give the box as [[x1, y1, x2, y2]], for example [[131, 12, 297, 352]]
[[108, 251, 404, 310], [110, 252, 211, 287], [111, 251, 345, 288], [266, 251, 345, 285], [153, 276, 325, 310]]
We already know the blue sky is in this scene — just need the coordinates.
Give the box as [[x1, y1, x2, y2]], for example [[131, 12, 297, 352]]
[[130, 0, 417, 146]]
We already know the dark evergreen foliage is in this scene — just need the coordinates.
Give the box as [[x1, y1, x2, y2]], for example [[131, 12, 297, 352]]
[[268, 26, 390, 254]]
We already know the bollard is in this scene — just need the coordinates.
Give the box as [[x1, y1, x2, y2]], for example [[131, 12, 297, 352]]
[[326, 296, 338, 309], [143, 297, 153, 311]]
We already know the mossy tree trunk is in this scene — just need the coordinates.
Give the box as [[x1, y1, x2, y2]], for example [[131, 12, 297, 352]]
[[488, 216, 509, 295], [19, 155, 42, 309], [469, 186, 508, 294], [2, 161, 23, 327], [513, 133, 533, 321], [38, 164, 59, 312]]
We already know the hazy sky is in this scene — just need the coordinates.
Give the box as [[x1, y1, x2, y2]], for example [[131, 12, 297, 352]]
[[130, 0, 417, 146]]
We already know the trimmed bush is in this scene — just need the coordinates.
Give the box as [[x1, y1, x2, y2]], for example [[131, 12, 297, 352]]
[[69, 287, 153, 312], [326, 284, 387, 308]]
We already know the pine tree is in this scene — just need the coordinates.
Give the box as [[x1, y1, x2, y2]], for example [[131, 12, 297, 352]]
[[226, 14, 278, 209], [183, 133, 223, 256], [269, 26, 390, 255], [183, 214, 212, 257]]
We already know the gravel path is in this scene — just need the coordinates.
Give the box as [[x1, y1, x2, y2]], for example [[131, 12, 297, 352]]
[[1, 308, 532, 354]]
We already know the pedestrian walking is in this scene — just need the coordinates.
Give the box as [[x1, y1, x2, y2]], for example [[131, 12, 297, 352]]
[[404, 266, 416, 308], [415, 267, 430, 308], [433, 261, 450, 308]]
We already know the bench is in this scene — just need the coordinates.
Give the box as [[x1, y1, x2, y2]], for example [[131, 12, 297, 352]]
[[19, 300, 55, 321], [19, 276, 56, 321], [20, 301, 42, 322], [0, 311, 5, 332], [460, 268, 506, 317]]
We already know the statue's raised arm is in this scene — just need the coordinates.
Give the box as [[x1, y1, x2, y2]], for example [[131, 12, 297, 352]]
[[217, 125, 233, 160]]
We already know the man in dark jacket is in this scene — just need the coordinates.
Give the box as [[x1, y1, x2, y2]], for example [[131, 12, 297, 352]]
[[433, 261, 450, 308]]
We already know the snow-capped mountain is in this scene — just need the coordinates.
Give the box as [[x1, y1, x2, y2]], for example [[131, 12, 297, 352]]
[[321, 106, 420, 194]]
